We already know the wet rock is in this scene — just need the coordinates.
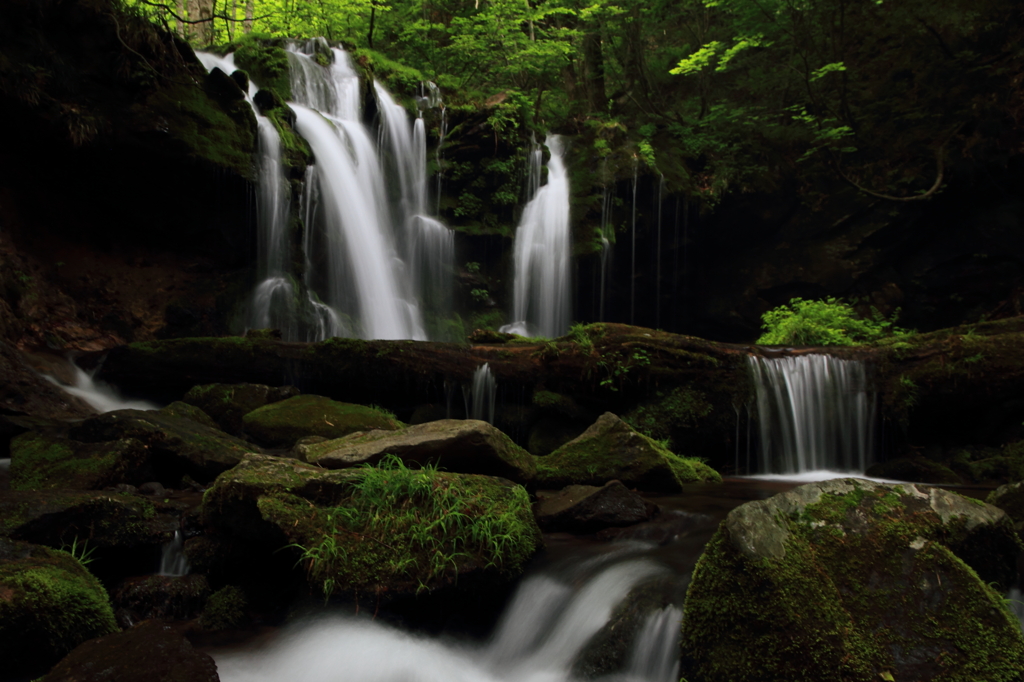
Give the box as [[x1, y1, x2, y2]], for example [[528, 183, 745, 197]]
[[533, 481, 656, 534], [679, 478, 1024, 682], [864, 457, 962, 484], [0, 341, 93, 421], [987, 481, 1024, 534], [10, 432, 153, 490], [242, 394, 403, 448], [300, 419, 537, 483], [197, 585, 248, 631], [182, 382, 299, 435], [0, 538, 118, 680], [70, 408, 259, 484], [0, 490, 171, 550], [40, 619, 219, 682], [201, 453, 541, 599], [112, 574, 210, 628], [534, 413, 721, 492], [158, 401, 219, 430]]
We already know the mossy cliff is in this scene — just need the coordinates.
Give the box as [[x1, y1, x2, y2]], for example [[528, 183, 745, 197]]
[[679, 478, 1024, 682], [201, 453, 542, 600]]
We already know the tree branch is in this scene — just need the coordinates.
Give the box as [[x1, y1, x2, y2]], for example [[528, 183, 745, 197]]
[[834, 146, 946, 202]]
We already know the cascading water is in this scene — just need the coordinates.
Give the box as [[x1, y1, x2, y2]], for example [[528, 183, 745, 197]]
[[46, 363, 158, 413], [158, 530, 190, 577], [213, 554, 681, 682], [463, 363, 497, 424], [502, 135, 571, 338], [747, 354, 876, 475]]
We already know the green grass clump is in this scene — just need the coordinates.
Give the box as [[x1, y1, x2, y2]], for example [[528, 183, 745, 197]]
[[757, 297, 910, 346], [287, 456, 540, 599]]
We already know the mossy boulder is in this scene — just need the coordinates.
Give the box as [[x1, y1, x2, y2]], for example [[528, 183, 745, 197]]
[[10, 432, 152, 491], [157, 401, 219, 430], [0, 539, 118, 680], [111, 575, 210, 628], [241, 395, 403, 448], [534, 413, 721, 492], [299, 419, 537, 483], [680, 478, 1024, 682], [197, 584, 248, 631], [182, 382, 299, 435], [865, 457, 963, 484], [70, 408, 259, 484], [0, 490, 169, 550], [201, 453, 542, 599], [987, 481, 1024, 535], [40, 618, 219, 682], [533, 481, 657, 534]]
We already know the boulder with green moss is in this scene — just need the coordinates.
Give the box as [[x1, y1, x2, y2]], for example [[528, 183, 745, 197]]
[[0, 539, 118, 680], [534, 413, 721, 492], [0, 490, 171, 550], [70, 408, 259, 483], [533, 480, 656, 534], [298, 419, 536, 483], [157, 401, 219, 430], [241, 394, 403, 448], [987, 481, 1024, 534], [183, 382, 299, 435], [680, 478, 1024, 682], [111, 575, 210, 627], [201, 453, 541, 599], [10, 432, 152, 490]]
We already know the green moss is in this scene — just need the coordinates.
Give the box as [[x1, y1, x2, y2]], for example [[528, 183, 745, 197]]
[[622, 386, 713, 440], [198, 585, 247, 631], [9, 434, 147, 491], [242, 394, 404, 447], [0, 540, 118, 678], [233, 38, 292, 99]]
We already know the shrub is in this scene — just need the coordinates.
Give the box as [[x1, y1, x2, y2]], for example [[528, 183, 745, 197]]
[[757, 297, 909, 346]]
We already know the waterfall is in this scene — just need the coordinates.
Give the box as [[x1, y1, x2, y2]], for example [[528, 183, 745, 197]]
[[213, 556, 680, 682], [46, 363, 158, 413], [502, 135, 571, 339], [747, 354, 876, 474], [158, 530, 190, 577], [463, 363, 497, 424]]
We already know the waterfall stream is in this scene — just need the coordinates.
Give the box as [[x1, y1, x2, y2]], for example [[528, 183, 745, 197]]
[[747, 354, 876, 475], [463, 363, 497, 424]]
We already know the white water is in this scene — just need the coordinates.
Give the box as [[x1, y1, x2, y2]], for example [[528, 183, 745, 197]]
[[463, 363, 497, 424], [748, 354, 875, 474], [215, 557, 679, 682], [158, 530, 190, 577], [47, 364, 158, 413], [503, 136, 572, 338], [1008, 587, 1024, 633]]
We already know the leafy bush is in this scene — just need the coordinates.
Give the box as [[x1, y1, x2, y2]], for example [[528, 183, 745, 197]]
[[757, 297, 909, 346]]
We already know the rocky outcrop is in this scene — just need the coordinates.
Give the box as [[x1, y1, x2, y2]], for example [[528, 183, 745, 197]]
[[9, 433, 152, 491], [534, 413, 721, 492], [70, 408, 259, 484], [242, 395, 403, 448], [0, 539, 118, 680], [111, 575, 210, 628], [182, 382, 300, 435], [987, 481, 1024, 535], [201, 453, 541, 599], [299, 419, 537, 483], [679, 478, 1024, 682], [40, 619, 219, 682], [533, 481, 656, 534]]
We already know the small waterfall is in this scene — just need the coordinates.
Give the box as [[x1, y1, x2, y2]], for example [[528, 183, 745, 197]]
[[158, 530, 190, 577], [46, 363, 158, 413], [463, 363, 497, 424], [629, 158, 638, 325], [213, 556, 679, 682], [502, 135, 571, 338], [598, 179, 613, 322], [1008, 587, 1024, 633], [748, 354, 876, 474]]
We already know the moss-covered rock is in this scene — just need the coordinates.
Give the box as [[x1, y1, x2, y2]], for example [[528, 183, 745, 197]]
[[864, 456, 963, 485], [157, 401, 219, 430], [0, 490, 169, 550], [197, 584, 248, 631], [201, 453, 542, 600], [70, 408, 259, 484], [183, 382, 298, 435], [242, 394, 403, 448], [0, 538, 118, 680], [10, 432, 152, 491], [680, 478, 1024, 682], [299, 419, 536, 483], [233, 39, 292, 100], [40, 618, 219, 682], [534, 413, 721, 492], [987, 481, 1024, 535], [111, 575, 210, 627], [533, 480, 656, 534]]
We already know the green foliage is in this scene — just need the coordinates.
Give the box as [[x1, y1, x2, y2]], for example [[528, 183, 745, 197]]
[[757, 297, 909, 346], [198, 585, 247, 631], [60, 538, 96, 568]]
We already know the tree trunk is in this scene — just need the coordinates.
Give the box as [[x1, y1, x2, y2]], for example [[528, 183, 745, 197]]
[[187, 0, 215, 46], [244, 0, 254, 34], [583, 27, 606, 112], [175, 0, 186, 37]]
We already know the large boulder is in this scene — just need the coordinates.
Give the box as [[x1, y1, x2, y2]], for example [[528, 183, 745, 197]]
[[987, 481, 1024, 534], [182, 382, 299, 435], [241, 395, 403, 448], [299, 419, 537, 483], [0, 539, 118, 680], [680, 478, 1024, 682], [70, 408, 259, 484], [9, 432, 152, 491], [534, 413, 721, 492], [111, 575, 210, 628], [533, 481, 656, 534], [40, 619, 219, 682], [201, 453, 542, 599]]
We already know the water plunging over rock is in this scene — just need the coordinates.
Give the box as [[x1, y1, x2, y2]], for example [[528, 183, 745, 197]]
[[158, 530, 189, 577], [747, 354, 875, 474], [503, 135, 572, 339], [464, 363, 497, 424]]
